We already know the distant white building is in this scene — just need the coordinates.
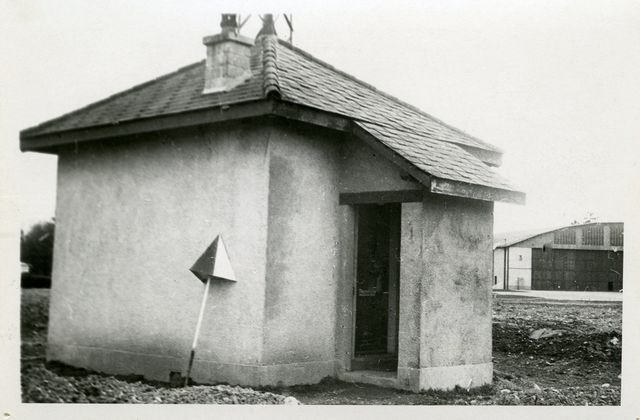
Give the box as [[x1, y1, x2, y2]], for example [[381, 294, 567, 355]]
[[493, 222, 623, 291]]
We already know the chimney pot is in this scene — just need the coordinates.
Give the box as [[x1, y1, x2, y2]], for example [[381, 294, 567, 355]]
[[220, 14, 238, 35], [256, 14, 277, 39]]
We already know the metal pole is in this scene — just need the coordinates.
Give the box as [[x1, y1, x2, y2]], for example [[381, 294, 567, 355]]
[[185, 277, 211, 387]]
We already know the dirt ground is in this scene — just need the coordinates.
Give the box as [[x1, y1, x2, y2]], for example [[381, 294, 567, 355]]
[[270, 294, 621, 405], [21, 289, 622, 405]]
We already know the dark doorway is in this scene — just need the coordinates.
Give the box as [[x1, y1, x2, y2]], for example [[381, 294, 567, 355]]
[[352, 203, 400, 371]]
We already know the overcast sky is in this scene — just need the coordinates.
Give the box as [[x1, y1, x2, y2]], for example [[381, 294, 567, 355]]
[[2, 0, 639, 234]]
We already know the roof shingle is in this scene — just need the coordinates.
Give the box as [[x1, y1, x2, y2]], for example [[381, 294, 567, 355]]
[[356, 121, 516, 191]]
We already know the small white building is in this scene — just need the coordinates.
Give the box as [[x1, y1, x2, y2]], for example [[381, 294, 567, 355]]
[[493, 246, 533, 290]]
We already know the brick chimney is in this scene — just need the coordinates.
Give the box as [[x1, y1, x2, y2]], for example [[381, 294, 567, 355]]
[[202, 14, 254, 94]]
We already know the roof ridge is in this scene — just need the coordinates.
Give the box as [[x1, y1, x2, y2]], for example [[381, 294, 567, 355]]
[[261, 35, 281, 98], [22, 60, 204, 137], [276, 39, 500, 153]]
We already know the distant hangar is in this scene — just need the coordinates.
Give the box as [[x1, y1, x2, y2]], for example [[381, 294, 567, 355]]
[[493, 222, 624, 291]]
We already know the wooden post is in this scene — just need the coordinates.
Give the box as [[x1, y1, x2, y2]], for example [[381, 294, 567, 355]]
[[184, 277, 211, 387]]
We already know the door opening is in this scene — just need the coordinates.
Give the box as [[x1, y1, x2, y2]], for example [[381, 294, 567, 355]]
[[352, 203, 400, 371]]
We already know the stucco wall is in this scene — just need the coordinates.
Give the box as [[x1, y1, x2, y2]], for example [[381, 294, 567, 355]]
[[48, 124, 271, 383], [397, 195, 494, 391], [261, 123, 340, 384], [397, 202, 424, 381], [335, 205, 356, 372], [338, 137, 420, 193], [260, 123, 420, 385], [48, 117, 496, 391]]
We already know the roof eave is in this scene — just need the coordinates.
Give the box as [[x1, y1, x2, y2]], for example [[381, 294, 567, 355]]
[[20, 98, 524, 205], [19, 99, 356, 153], [20, 99, 277, 153], [430, 177, 526, 205]]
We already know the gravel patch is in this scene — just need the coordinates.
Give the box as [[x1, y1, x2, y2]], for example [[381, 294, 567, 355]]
[[22, 365, 300, 404]]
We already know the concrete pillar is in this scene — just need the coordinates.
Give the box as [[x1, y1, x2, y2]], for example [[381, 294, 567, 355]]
[[397, 202, 424, 390], [335, 205, 356, 372], [397, 196, 494, 391]]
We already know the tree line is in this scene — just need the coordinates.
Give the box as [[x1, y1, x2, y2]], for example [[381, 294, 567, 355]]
[[21, 220, 55, 277]]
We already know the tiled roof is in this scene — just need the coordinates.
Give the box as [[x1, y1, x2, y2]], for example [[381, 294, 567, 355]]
[[22, 56, 263, 136], [276, 41, 500, 154], [356, 121, 514, 190], [21, 34, 522, 201]]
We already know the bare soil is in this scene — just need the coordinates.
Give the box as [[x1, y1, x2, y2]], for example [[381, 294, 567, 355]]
[[21, 289, 621, 405]]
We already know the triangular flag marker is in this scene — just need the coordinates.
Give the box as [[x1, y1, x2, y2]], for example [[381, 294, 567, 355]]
[[184, 234, 237, 387], [189, 235, 236, 283], [212, 237, 235, 281]]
